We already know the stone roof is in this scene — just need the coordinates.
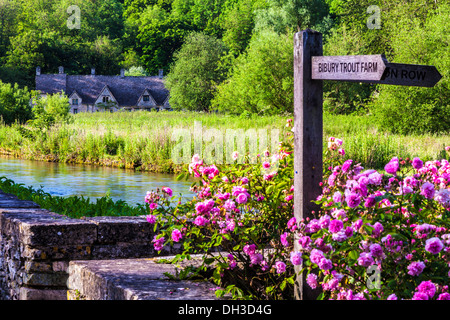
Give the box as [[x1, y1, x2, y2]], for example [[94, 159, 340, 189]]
[[35, 74, 169, 107], [35, 74, 67, 95]]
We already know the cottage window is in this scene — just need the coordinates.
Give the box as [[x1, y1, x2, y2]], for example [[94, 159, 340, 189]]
[[143, 95, 150, 102], [72, 98, 78, 105], [102, 96, 109, 103], [73, 108, 78, 114]]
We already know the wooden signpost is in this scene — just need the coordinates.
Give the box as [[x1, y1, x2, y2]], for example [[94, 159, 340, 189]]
[[311, 54, 388, 81], [376, 63, 442, 87], [293, 29, 443, 300]]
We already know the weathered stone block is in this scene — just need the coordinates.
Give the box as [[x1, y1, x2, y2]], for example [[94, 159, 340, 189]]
[[22, 244, 93, 261], [91, 243, 155, 259], [23, 272, 68, 287], [86, 216, 153, 244], [0, 200, 40, 209], [25, 261, 52, 273], [20, 220, 98, 246], [53, 261, 69, 272], [1, 208, 98, 246], [67, 258, 227, 300], [19, 287, 67, 300]]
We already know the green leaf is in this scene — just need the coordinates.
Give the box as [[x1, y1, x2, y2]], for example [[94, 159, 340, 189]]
[[176, 173, 185, 181], [215, 289, 225, 298], [349, 250, 359, 261], [280, 280, 287, 291], [203, 257, 216, 265]]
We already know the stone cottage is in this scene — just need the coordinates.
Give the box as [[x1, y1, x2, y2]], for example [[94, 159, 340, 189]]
[[35, 66, 171, 113]]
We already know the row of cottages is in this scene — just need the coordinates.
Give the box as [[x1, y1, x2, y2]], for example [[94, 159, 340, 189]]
[[35, 66, 171, 114]]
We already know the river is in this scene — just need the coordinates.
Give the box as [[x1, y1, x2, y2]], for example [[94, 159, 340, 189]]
[[0, 156, 195, 206]]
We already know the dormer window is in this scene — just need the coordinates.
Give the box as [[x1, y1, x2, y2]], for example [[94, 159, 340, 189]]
[[143, 95, 150, 102]]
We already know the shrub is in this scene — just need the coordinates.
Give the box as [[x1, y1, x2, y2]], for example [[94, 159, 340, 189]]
[[146, 119, 450, 300], [0, 81, 33, 125], [147, 119, 296, 299], [165, 32, 228, 112], [30, 92, 72, 131], [293, 142, 450, 300]]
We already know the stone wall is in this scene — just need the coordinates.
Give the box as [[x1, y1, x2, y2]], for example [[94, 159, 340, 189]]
[[0, 189, 178, 300]]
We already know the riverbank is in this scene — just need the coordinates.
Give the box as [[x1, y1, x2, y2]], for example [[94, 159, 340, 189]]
[[0, 111, 448, 173], [0, 176, 149, 218], [0, 146, 184, 173], [0, 111, 288, 173]]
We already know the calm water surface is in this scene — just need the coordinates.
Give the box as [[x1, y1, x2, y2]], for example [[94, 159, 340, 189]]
[[0, 156, 195, 206]]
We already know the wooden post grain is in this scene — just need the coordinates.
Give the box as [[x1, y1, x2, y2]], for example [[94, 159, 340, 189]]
[[293, 29, 323, 300]]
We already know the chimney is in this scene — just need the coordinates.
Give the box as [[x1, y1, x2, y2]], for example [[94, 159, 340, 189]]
[[91, 68, 95, 75], [120, 68, 125, 78], [158, 69, 164, 78], [58, 66, 64, 74], [36, 66, 41, 76]]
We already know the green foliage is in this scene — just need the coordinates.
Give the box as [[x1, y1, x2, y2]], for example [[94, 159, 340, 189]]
[[220, 0, 262, 56], [254, 0, 333, 35], [211, 30, 293, 115], [371, 3, 450, 134], [30, 93, 71, 131], [0, 0, 19, 57], [171, 0, 228, 37], [124, 66, 148, 76], [0, 0, 127, 86], [0, 80, 33, 125], [136, 8, 193, 74], [321, 0, 448, 120], [0, 0, 447, 131], [165, 32, 228, 112], [0, 176, 147, 218]]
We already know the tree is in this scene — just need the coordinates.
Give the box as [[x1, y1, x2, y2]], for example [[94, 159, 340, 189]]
[[211, 29, 293, 115], [171, 0, 228, 37], [221, 0, 265, 56], [371, 3, 450, 134], [88, 35, 123, 75], [0, 80, 33, 125], [125, 66, 149, 76], [0, 0, 19, 58], [30, 93, 71, 131], [136, 6, 193, 75], [254, 0, 333, 35], [165, 31, 228, 112]]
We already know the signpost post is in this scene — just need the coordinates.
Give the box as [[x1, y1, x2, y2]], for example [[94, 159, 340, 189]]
[[293, 29, 443, 300]]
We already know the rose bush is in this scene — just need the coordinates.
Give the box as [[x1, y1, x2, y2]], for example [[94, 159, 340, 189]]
[[146, 120, 296, 299], [292, 143, 450, 300], [144, 119, 450, 300]]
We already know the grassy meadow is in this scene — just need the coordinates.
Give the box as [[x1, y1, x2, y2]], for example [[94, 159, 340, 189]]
[[0, 111, 448, 173]]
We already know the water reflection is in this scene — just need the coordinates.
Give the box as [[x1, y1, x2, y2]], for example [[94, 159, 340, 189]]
[[0, 156, 195, 206]]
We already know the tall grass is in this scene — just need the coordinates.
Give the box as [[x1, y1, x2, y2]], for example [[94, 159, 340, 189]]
[[323, 113, 449, 169], [0, 111, 447, 172]]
